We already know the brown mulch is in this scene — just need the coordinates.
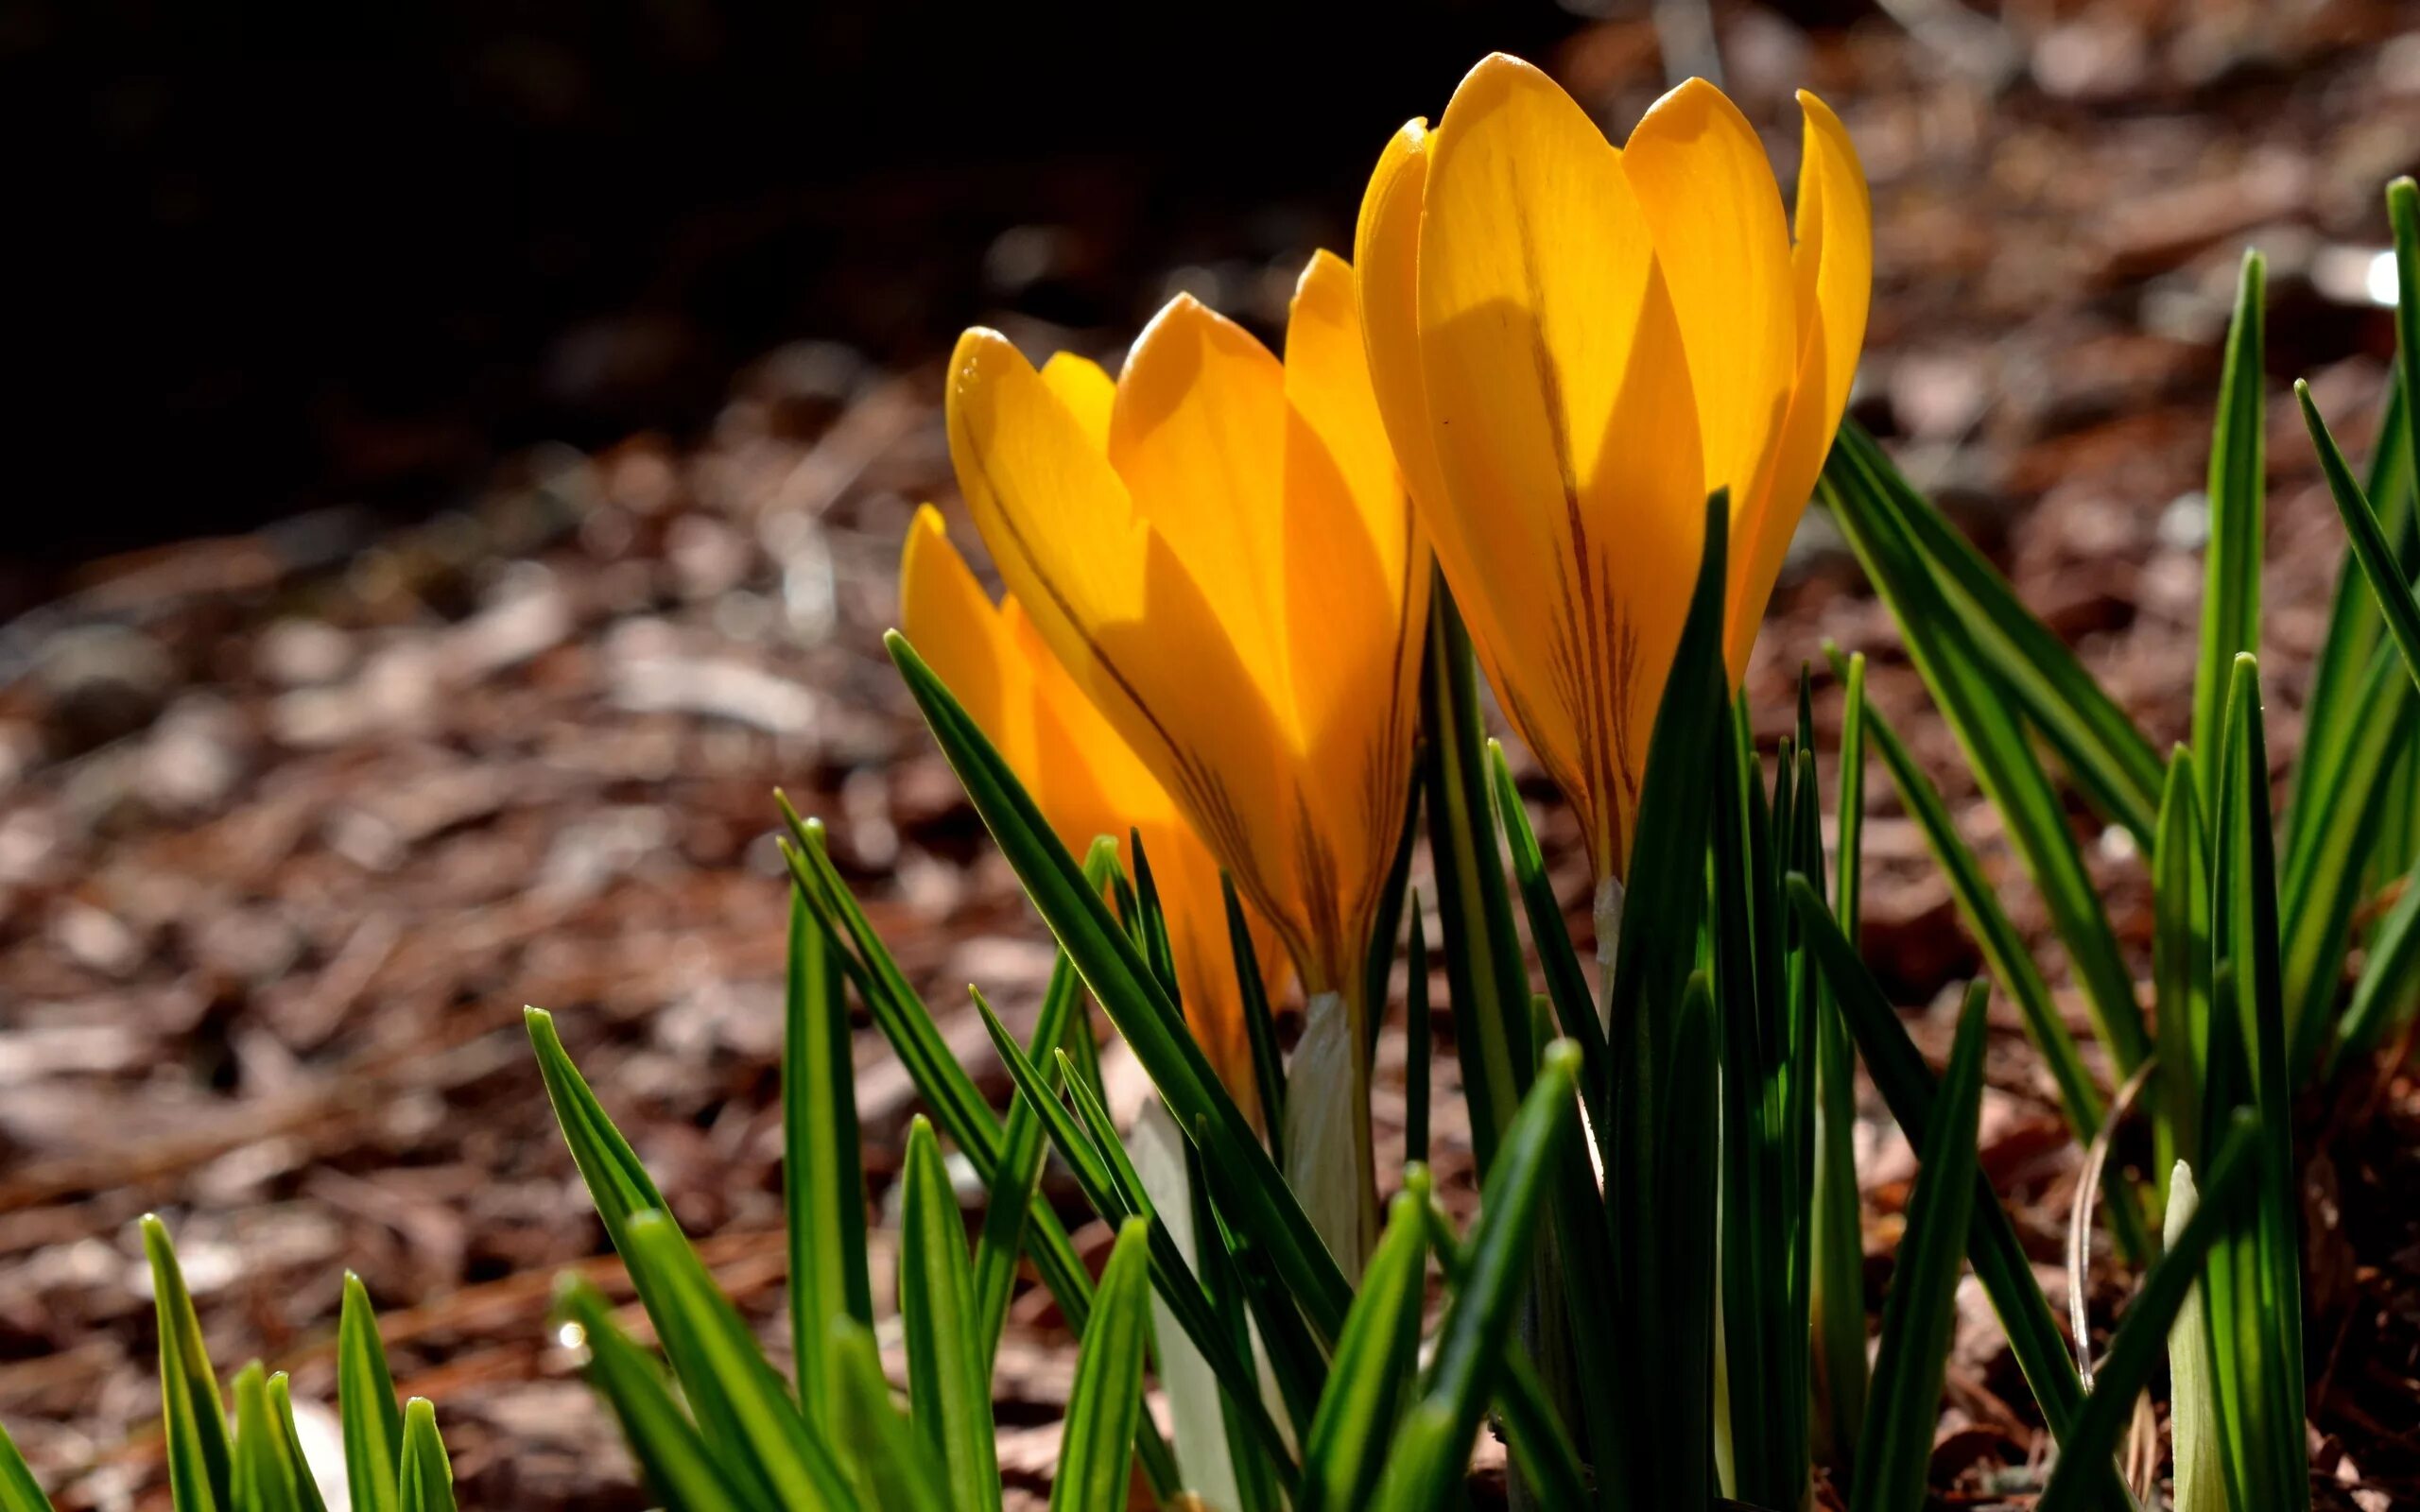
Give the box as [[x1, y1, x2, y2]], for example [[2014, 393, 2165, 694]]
[[8, 5, 2420, 1508]]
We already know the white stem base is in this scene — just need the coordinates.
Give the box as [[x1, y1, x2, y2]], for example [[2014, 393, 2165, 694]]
[[1130, 1098, 1244, 1510], [1282, 988, 1375, 1283]]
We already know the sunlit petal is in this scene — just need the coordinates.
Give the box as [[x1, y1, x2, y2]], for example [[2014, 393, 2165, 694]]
[[1280, 251, 1428, 930], [1354, 119, 1451, 520], [1108, 296, 1298, 727], [1416, 52, 1705, 874], [1623, 76, 1797, 575], [948, 326, 1306, 954], [899, 507, 1282, 1120], [1734, 88, 1874, 678], [1040, 352, 1116, 452], [900, 504, 1036, 778]]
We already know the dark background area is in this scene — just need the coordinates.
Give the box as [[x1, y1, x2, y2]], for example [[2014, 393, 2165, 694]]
[[11, 0, 1586, 570]]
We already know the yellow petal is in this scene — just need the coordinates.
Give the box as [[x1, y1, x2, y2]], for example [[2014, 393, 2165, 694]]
[[1280, 250, 1428, 945], [1730, 89, 1873, 679], [1041, 352, 1116, 452], [948, 327, 1306, 952], [1792, 90, 1872, 448], [1354, 119, 1452, 521], [899, 504, 1035, 778], [1416, 52, 1705, 875], [1106, 295, 1298, 730], [1622, 77, 1797, 580]]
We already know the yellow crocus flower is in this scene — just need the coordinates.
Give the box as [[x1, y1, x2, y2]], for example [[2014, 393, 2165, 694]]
[[898, 504, 1288, 1121], [1357, 55, 1871, 934], [944, 252, 1428, 1274]]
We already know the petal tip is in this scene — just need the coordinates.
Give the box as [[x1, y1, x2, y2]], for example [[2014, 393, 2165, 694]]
[[1796, 88, 1846, 135], [950, 326, 1028, 392], [1297, 246, 1354, 292]]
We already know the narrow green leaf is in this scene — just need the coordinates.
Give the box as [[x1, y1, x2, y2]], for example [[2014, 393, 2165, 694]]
[[2152, 750, 2211, 1180], [393, 1401, 455, 1512], [1712, 695, 1798, 1510], [525, 1008, 675, 1249], [1827, 422, 2163, 840], [264, 1378, 328, 1512], [1655, 974, 1722, 1512], [1494, 1351, 1594, 1512], [1788, 878, 2118, 1488], [627, 1208, 859, 1511], [2278, 642, 2414, 1079], [527, 1011, 858, 1510], [2033, 1118, 2259, 1512], [886, 630, 1354, 1347], [1593, 494, 1732, 1512], [233, 1364, 302, 1512], [829, 1318, 949, 1512], [785, 887, 873, 1430], [1821, 448, 2152, 1086], [336, 1274, 401, 1512], [1371, 1042, 1582, 1512], [972, 840, 1118, 1369], [1418, 576, 1533, 1175], [898, 1119, 1000, 1512], [1298, 1176, 1431, 1512], [772, 814, 1096, 1340], [558, 1280, 759, 1512], [2302, 379, 2420, 698], [1362, 775, 1422, 1066], [2394, 178, 2420, 511], [1489, 739, 1608, 1108], [2287, 371, 2412, 879], [144, 1215, 232, 1512], [1812, 655, 1869, 1478], [967, 994, 1294, 1487], [1404, 903, 1432, 1169], [2210, 656, 2308, 1512], [0, 1419, 53, 1512], [2336, 848, 2420, 1073], [2194, 250, 2269, 814], [1051, 1220, 1153, 1512], [1832, 662, 2152, 1263], [1851, 985, 1988, 1512], [1223, 872, 1288, 1166]]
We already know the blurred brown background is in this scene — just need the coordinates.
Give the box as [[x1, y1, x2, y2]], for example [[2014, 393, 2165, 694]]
[[5, 1, 2419, 1506]]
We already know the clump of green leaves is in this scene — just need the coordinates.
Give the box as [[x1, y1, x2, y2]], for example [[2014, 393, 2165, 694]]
[[0, 1222, 445, 1512], [1811, 176, 2420, 1512]]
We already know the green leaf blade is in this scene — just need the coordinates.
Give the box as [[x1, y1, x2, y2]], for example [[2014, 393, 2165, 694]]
[[337, 1274, 403, 1512], [1370, 1041, 1582, 1512], [898, 1119, 1000, 1512], [145, 1216, 233, 1512], [785, 889, 873, 1431], [2194, 250, 2269, 810], [1049, 1220, 1153, 1512], [1851, 985, 1988, 1512], [394, 1400, 456, 1512], [558, 1280, 759, 1512]]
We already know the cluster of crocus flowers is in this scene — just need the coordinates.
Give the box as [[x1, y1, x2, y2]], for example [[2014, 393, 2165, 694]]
[[1356, 54, 1871, 950], [942, 251, 1428, 1277], [907, 53, 1869, 1281], [898, 504, 1288, 1113]]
